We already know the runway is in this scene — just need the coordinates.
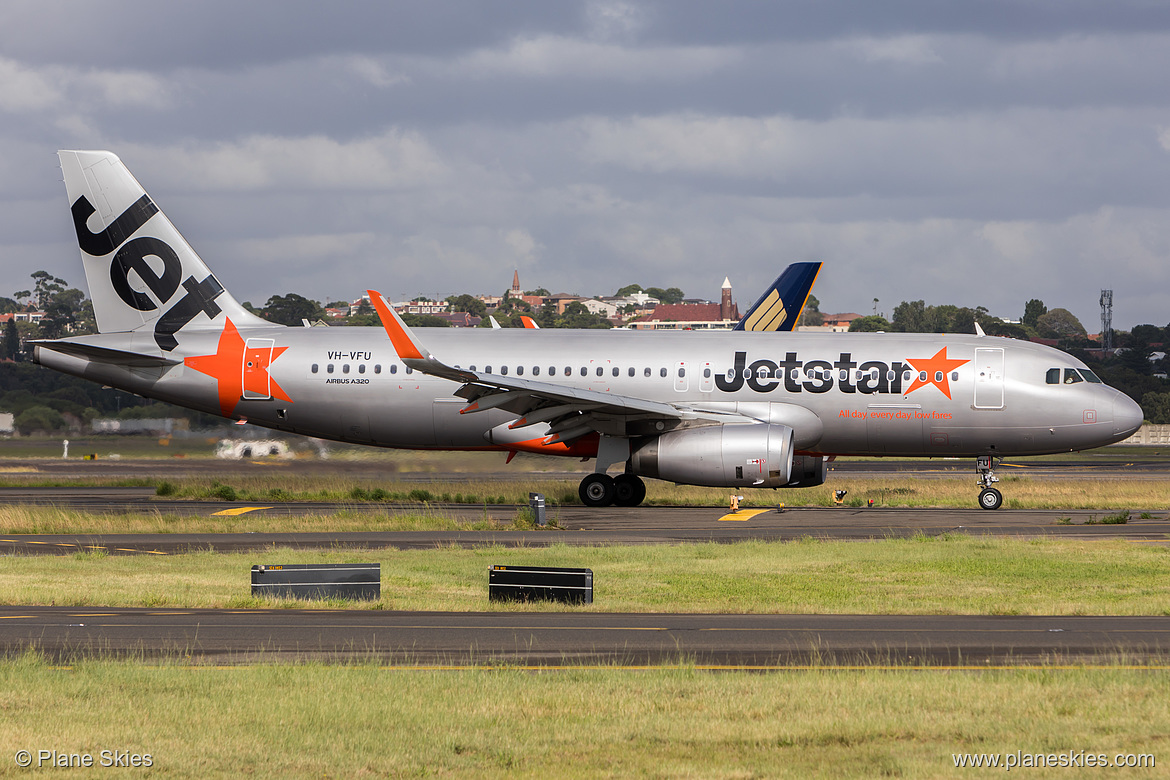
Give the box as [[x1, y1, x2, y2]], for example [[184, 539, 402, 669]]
[[2, 606, 1166, 666]]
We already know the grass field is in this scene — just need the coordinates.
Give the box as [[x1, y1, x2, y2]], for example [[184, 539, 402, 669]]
[[152, 473, 1170, 509], [3, 536, 1168, 615], [1, 655, 1165, 778]]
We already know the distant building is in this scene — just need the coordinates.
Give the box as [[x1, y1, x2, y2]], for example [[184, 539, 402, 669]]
[[432, 312, 483, 328], [0, 412, 13, 435], [395, 300, 448, 316], [798, 312, 862, 333], [629, 278, 740, 330], [91, 418, 190, 435], [0, 311, 44, 324]]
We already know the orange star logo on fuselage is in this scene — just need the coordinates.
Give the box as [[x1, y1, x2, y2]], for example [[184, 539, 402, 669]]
[[184, 318, 291, 417], [904, 347, 970, 400]]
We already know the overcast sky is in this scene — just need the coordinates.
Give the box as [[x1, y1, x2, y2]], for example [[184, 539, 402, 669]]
[[3, 0, 1169, 330]]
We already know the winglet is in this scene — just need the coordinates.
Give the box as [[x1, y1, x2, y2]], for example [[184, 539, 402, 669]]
[[520, 316, 540, 329], [367, 290, 427, 360]]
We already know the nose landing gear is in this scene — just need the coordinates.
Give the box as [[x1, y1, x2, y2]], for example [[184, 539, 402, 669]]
[[976, 455, 1002, 510]]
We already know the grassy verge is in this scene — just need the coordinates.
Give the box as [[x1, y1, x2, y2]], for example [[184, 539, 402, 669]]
[[1, 655, 1166, 778], [3, 537, 1168, 614], [0, 505, 524, 535], [2, 471, 1165, 509]]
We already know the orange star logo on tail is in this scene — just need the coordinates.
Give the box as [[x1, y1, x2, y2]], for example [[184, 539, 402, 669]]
[[184, 318, 291, 417], [904, 347, 969, 399]]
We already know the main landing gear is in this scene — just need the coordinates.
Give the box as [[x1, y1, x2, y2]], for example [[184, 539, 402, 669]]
[[976, 455, 1002, 510], [578, 473, 647, 508]]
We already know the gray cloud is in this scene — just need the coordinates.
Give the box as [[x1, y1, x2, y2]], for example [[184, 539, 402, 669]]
[[1, 1, 1168, 331]]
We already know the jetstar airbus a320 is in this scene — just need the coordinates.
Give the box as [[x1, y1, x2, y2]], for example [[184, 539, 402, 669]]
[[33, 151, 1143, 510]]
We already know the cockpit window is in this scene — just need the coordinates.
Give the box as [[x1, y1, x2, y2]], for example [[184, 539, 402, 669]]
[[1046, 368, 1060, 384], [1063, 368, 1083, 384], [1079, 369, 1104, 383]]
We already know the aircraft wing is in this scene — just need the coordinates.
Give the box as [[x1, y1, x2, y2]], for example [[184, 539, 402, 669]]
[[368, 290, 737, 442]]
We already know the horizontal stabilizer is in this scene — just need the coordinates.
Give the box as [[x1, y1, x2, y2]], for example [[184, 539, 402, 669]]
[[30, 340, 180, 368]]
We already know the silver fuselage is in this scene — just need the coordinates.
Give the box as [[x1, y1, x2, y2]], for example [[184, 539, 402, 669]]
[[36, 327, 1143, 459]]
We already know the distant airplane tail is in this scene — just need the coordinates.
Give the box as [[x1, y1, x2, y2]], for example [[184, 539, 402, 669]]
[[58, 150, 268, 350], [734, 262, 822, 332]]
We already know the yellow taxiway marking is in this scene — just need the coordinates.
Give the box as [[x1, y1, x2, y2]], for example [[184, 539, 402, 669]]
[[212, 506, 274, 517], [717, 509, 769, 522], [0, 615, 35, 620], [69, 613, 119, 617]]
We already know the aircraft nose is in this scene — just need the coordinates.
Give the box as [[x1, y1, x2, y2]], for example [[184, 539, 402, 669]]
[[1112, 391, 1144, 438]]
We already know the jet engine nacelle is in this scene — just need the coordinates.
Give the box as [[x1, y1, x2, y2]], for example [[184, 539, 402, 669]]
[[787, 454, 828, 488], [629, 423, 794, 488]]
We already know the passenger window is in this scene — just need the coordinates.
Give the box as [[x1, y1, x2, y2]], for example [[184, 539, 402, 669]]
[[468, 365, 475, 372], [1063, 368, 1083, 384], [390, 365, 397, 374], [934, 371, 942, 382], [343, 364, 350, 374], [950, 371, 958, 381], [902, 370, 912, 382], [644, 367, 651, 377], [757, 367, 768, 378], [703, 368, 711, 378], [311, 364, 318, 374], [405, 366, 413, 374], [485, 366, 492, 374], [501, 366, 509, 375], [678, 368, 686, 378], [792, 369, 800, 380], [516, 366, 523, 376], [580, 367, 587, 376], [628, 367, 635, 377], [596, 367, 604, 377], [532, 366, 540, 376], [612, 367, 619, 377], [358, 364, 366, 374], [327, 364, 334, 374], [919, 371, 928, 382], [1046, 368, 1060, 384], [374, 365, 381, 374], [660, 368, 667, 378], [564, 367, 572, 376]]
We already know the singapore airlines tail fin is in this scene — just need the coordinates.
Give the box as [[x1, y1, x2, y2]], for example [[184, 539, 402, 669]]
[[58, 150, 268, 351], [734, 262, 822, 332]]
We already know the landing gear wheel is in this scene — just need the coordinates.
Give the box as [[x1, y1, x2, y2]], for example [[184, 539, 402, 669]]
[[579, 474, 616, 507], [978, 487, 1003, 510], [613, 474, 647, 507]]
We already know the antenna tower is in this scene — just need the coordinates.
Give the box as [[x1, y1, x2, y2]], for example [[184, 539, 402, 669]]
[[1099, 289, 1113, 352]]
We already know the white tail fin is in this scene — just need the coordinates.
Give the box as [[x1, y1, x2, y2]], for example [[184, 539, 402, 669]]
[[58, 150, 269, 350]]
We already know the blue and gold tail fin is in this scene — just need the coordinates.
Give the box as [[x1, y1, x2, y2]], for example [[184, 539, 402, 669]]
[[733, 262, 821, 332]]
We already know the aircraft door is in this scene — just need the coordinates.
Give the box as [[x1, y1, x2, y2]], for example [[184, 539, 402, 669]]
[[242, 338, 275, 400], [973, 348, 1005, 409], [674, 361, 689, 392]]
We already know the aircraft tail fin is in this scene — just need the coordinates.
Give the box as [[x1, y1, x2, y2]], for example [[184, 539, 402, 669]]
[[734, 262, 822, 332], [58, 150, 268, 351]]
